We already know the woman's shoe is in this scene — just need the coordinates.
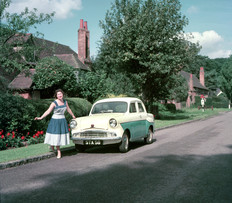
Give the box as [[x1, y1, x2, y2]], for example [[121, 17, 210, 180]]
[[57, 152, 61, 159]]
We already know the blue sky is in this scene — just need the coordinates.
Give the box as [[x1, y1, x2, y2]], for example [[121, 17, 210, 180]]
[[6, 0, 232, 59]]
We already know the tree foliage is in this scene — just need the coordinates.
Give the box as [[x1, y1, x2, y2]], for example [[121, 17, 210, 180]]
[[0, 0, 54, 90], [97, 0, 200, 102], [78, 69, 136, 103], [33, 57, 78, 97], [218, 55, 232, 104]]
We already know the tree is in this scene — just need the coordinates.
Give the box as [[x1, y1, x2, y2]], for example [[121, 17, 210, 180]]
[[0, 0, 54, 90], [218, 55, 232, 108], [97, 0, 200, 103], [78, 68, 136, 103], [32, 57, 78, 98]]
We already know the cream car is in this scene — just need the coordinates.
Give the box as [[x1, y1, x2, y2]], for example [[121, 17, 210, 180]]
[[70, 97, 155, 152]]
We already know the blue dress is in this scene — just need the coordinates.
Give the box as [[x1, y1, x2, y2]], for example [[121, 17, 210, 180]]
[[44, 100, 70, 146]]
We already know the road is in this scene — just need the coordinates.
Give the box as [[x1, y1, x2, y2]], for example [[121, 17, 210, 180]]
[[1, 111, 232, 202]]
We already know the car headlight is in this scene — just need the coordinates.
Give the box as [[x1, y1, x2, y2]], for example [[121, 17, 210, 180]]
[[70, 120, 77, 129], [109, 118, 117, 128]]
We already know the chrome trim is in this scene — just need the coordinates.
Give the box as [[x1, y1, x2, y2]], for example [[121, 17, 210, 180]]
[[80, 131, 108, 138], [71, 137, 121, 141]]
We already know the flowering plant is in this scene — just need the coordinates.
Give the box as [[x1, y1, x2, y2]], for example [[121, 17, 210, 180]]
[[0, 129, 45, 151], [28, 131, 45, 145]]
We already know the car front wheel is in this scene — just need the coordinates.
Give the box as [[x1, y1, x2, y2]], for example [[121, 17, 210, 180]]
[[119, 131, 129, 153]]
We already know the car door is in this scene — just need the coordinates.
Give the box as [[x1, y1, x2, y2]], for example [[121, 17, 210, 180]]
[[136, 102, 147, 138], [127, 102, 138, 139]]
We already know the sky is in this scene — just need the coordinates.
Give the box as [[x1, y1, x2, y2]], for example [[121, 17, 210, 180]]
[[6, 0, 232, 59]]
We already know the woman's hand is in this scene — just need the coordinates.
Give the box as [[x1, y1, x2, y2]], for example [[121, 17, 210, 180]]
[[34, 117, 42, 120]]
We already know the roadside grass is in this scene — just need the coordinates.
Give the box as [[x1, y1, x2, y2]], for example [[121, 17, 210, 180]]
[[155, 108, 230, 128], [0, 108, 231, 163], [0, 143, 74, 163]]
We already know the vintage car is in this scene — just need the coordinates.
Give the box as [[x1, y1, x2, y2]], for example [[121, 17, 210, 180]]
[[70, 97, 155, 152]]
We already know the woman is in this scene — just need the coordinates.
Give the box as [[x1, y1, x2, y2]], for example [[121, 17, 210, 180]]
[[35, 89, 76, 159]]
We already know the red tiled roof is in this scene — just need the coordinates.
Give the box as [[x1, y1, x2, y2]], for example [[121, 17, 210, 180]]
[[55, 54, 90, 70], [180, 70, 208, 90], [7, 34, 90, 71], [8, 69, 35, 90], [6, 33, 32, 44]]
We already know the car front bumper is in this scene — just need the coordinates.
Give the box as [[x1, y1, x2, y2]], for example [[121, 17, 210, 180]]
[[71, 129, 122, 145]]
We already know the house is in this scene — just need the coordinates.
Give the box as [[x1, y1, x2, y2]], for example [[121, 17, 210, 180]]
[[180, 67, 209, 108], [8, 19, 90, 99]]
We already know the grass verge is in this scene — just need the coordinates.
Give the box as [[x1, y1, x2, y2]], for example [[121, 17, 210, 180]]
[[0, 143, 74, 163], [155, 108, 230, 128], [0, 108, 231, 163]]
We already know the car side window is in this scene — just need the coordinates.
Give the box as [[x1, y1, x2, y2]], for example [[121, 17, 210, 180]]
[[138, 103, 145, 112], [129, 103, 137, 113]]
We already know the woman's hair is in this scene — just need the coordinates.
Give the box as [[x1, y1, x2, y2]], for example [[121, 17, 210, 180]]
[[54, 89, 65, 99]]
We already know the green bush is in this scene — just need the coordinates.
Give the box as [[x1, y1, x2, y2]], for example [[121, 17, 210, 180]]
[[212, 94, 229, 108], [192, 95, 228, 108], [64, 97, 92, 120], [145, 101, 167, 119], [165, 103, 176, 113], [0, 93, 92, 150], [0, 93, 39, 134]]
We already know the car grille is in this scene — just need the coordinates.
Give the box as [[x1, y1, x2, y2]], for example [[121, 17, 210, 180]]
[[80, 131, 107, 138]]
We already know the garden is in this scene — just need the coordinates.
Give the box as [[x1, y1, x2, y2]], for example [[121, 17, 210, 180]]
[[0, 93, 92, 151]]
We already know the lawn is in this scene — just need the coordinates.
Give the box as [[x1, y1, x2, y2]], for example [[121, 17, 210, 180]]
[[0, 108, 231, 163], [155, 108, 230, 128], [0, 143, 75, 163]]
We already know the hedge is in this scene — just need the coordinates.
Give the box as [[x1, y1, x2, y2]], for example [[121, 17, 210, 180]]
[[0, 93, 92, 150], [192, 94, 229, 108]]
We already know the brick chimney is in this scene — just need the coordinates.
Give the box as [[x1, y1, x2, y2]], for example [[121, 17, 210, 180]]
[[200, 67, 205, 86], [189, 74, 193, 91], [78, 19, 90, 64]]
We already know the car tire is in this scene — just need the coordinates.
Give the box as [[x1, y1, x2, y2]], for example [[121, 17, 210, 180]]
[[119, 131, 129, 153], [144, 128, 153, 144], [75, 144, 86, 152]]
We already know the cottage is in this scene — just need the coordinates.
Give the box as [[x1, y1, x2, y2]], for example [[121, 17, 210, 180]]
[[8, 19, 90, 99], [181, 67, 209, 107]]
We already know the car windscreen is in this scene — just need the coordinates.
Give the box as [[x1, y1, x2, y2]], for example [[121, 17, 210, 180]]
[[91, 102, 128, 114]]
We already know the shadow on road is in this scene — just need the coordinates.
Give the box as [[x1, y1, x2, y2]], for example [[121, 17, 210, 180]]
[[2, 147, 232, 202], [61, 139, 157, 156]]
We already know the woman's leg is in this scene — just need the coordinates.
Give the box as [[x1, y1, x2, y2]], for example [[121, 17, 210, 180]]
[[56, 146, 61, 158]]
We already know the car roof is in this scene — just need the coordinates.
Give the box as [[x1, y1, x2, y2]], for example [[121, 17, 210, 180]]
[[94, 97, 142, 104]]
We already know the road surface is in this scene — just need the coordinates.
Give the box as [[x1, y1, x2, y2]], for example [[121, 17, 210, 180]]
[[1, 111, 232, 202]]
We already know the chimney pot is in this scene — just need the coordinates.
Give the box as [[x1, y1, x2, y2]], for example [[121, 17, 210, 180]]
[[84, 21, 88, 30]]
